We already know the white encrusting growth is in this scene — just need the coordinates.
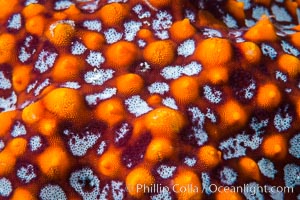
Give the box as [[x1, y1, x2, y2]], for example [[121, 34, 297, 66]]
[[64, 129, 101, 157], [252, 6, 270, 20], [125, 95, 152, 117], [261, 43, 277, 60], [97, 141, 107, 155], [115, 123, 130, 144], [0, 140, 4, 151], [220, 167, 238, 185], [84, 69, 115, 85], [7, 13, 22, 30], [70, 168, 100, 200], [124, 21, 142, 41], [188, 107, 208, 146], [148, 82, 169, 94], [85, 88, 117, 106], [137, 39, 146, 47], [243, 182, 264, 200], [289, 133, 300, 158], [71, 41, 87, 55], [273, 105, 292, 132], [0, 91, 17, 112], [202, 28, 222, 38], [104, 28, 123, 44], [281, 40, 300, 57], [250, 117, 269, 135], [16, 164, 35, 182], [185, 9, 196, 22], [86, 51, 105, 68], [258, 158, 277, 179], [151, 189, 172, 200], [162, 97, 178, 110], [30, 135, 42, 151], [201, 173, 212, 195], [0, 178, 12, 197], [61, 81, 81, 89], [132, 4, 151, 19], [35, 49, 58, 73], [34, 78, 50, 96], [177, 39, 195, 57], [275, 71, 287, 82], [40, 185, 67, 200], [19, 35, 36, 63], [0, 71, 11, 90], [54, 0, 73, 10], [184, 156, 197, 167], [223, 14, 238, 28], [271, 4, 292, 22], [157, 165, 176, 179], [11, 121, 27, 137], [83, 20, 102, 32], [284, 163, 300, 188], [203, 85, 222, 104], [152, 10, 173, 39], [161, 61, 202, 80]]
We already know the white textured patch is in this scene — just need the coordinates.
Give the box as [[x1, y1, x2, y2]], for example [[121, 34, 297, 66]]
[[35, 49, 58, 73], [111, 181, 126, 200], [125, 95, 152, 117], [220, 167, 237, 185], [243, 182, 264, 200], [152, 10, 172, 39], [19, 35, 36, 63], [61, 82, 81, 89], [274, 105, 292, 132], [161, 61, 202, 80], [104, 28, 123, 44], [261, 43, 277, 60], [162, 97, 178, 110], [124, 21, 142, 41], [54, 0, 74, 10], [0, 71, 11, 90], [188, 107, 208, 146], [151, 189, 172, 200], [157, 165, 176, 179], [71, 41, 87, 55], [84, 69, 114, 85], [284, 164, 300, 188], [177, 39, 195, 57], [30, 135, 42, 151], [266, 185, 284, 200], [40, 185, 67, 200], [258, 158, 277, 179], [34, 78, 50, 96], [70, 168, 100, 200], [203, 28, 222, 38], [271, 4, 292, 22], [17, 164, 37, 183], [7, 13, 22, 30], [252, 6, 270, 20], [0, 140, 4, 151], [86, 51, 105, 68], [223, 14, 238, 28], [97, 141, 107, 155], [137, 39, 146, 48], [0, 178, 12, 197], [85, 88, 117, 106], [148, 82, 169, 94], [25, 0, 38, 6], [184, 157, 197, 167], [115, 123, 130, 144], [0, 91, 17, 112], [185, 9, 195, 22], [219, 132, 262, 160], [275, 71, 287, 82], [245, 19, 256, 27], [203, 85, 222, 104], [11, 121, 27, 137], [250, 117, 269, 135], [83, 20, 102, 32], [281, 40, 300, 57], [65, 129, 101, 157], [201, 173, 212, 195], [132, 4, 151, 19], [289, 133, 300, 159]]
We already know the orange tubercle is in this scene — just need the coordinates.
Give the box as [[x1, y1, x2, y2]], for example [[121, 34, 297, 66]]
[[46, 22, 75, 47], [0, 0, 18, 21], [116, 73, 144, 96], [98, 3, 129, 27], [238, 41, 262, 66], [98, 148, 122, 178], [144, 107, 186, 139], [51, 55, 84, 82], [225, 0, 245, 24], [290, 32, 300, 49], [38, 117, 58, 137], [0, 110, 17, 137], [146, 94, 163, 107], [205, 67, 229, 84], [22, 101, 45, 125], [12, 65, 32, 93], [170, 76, 199, 104], [143, 40, 176, 68], [195, 38, 233, 67], [145, 138, 174, 162], [6, 137, 28, 157], [105, 41, 139, 70], [11, 187, 37, 200], [256, 83, 281, 109], [22, 3, 46, 19], [238, 157, 260, 181], [173, 169, 202, 200], [147, 0, 171, 9], [198, 145, 222, 169], [0, 33, 16, 64], [0, 150, 16, 176], [169, 19, 196, 42], [95, 98, 126, 127], [125, 167, 155, 198], [277, 54, 300, 78], [25, 15, 46, 36], [82, 31, 105, 51], [137, 29, 155, 43], [219, 100, 247, 128], [37, 146, 71, 179], [262, 134, 287, 160], [243, 15, 277, 42]]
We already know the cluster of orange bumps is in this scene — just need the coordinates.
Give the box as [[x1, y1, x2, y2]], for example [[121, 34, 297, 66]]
[[0, 0, 300, 199]]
